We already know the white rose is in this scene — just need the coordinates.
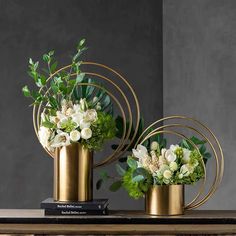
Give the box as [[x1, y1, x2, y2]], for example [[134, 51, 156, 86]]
[[69, 130, 81, 142], [165, 149, 177, 163], [81, 128, 92, 140], [178, 173, 183, 179], [132, 144, 149, 159], [169, 161, 178, 171], [183, 148, 191, 163], [150, 141, 159, 151], [51, 132, 70, 148], [38, 126, 52, 148], [84, 109, 97, 122], [80, 119, 91, 129], [163, 170, 172, 179]]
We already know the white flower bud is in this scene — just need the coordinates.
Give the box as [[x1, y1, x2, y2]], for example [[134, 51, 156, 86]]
[[151, 141, 159, 151], [178, 173, 183, 179], [169, 161, 178, 171], [163, 170, 172, 179], [93, 97, 98, 103]]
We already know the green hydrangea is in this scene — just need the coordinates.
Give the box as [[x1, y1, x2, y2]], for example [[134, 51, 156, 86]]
[[122, 168, 152, 199], [81, 111, 116, 150]]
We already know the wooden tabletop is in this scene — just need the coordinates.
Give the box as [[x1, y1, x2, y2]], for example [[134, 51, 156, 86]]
[[0, 209, 235, 235]]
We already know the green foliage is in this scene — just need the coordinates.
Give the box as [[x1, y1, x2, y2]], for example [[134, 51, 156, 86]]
[[22, 39, 89, 112], [180, 136, 212, 163], [116, 164, 126, 176], [109, 181, 122, 192], [122, 167, 152, 199]]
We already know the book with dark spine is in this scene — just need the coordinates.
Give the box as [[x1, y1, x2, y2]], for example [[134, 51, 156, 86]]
[[41, 198, 109, 210], [44, 208, 108, 216]]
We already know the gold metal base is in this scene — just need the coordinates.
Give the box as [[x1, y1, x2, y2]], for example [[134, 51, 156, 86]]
[[145, 185, 184, 216], [54, 143, 93, 202]]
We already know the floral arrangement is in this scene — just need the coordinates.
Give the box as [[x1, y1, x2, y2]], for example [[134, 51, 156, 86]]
[[97, 135, 211, 199], [22, 39, 116, 151]]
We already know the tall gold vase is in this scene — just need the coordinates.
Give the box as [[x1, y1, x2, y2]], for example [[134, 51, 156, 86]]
[[145, 185, 184, 216], [54, 143, 93, 202]]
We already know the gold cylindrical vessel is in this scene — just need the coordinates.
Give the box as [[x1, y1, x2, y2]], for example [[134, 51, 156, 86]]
[[54, 143, 93, 202], [145, 185, 184, 216]]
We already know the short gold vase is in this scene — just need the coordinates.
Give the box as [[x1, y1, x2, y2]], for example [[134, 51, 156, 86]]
[[53, 143, 93, 202], [145, 185, 184, 216]]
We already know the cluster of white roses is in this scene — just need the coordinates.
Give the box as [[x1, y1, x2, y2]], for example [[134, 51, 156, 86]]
[[38, 98, 100, 151], [132, 142, 200, 184]]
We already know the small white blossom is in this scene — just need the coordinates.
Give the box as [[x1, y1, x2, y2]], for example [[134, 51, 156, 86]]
[[178, 173, 183, 179], [84, 109, 97, 122], [163, 170, 172, 179], [169, 161, 178, 171]]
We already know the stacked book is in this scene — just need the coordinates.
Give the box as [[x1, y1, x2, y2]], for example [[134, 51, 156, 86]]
[[41, 198, 109, 216]]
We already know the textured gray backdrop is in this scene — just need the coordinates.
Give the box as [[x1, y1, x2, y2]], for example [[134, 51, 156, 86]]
[[164, 0, 236, 209], [0, 0, 162, 209], [0, 0, 234, 210]]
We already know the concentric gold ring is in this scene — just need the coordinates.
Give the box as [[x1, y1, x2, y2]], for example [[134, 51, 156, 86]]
[[140, 129, 206, 210], [135, 115, 224, 210], [33, 62, 140, 168]]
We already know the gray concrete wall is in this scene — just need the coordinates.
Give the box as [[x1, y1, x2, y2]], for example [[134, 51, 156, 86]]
[[164, 0, 236, 209], [0, 0, 163, 209]]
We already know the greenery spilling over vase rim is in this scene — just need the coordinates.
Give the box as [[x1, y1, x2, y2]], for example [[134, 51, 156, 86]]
[[97, 135, 211, 199], [22, 39, 117, 152]]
